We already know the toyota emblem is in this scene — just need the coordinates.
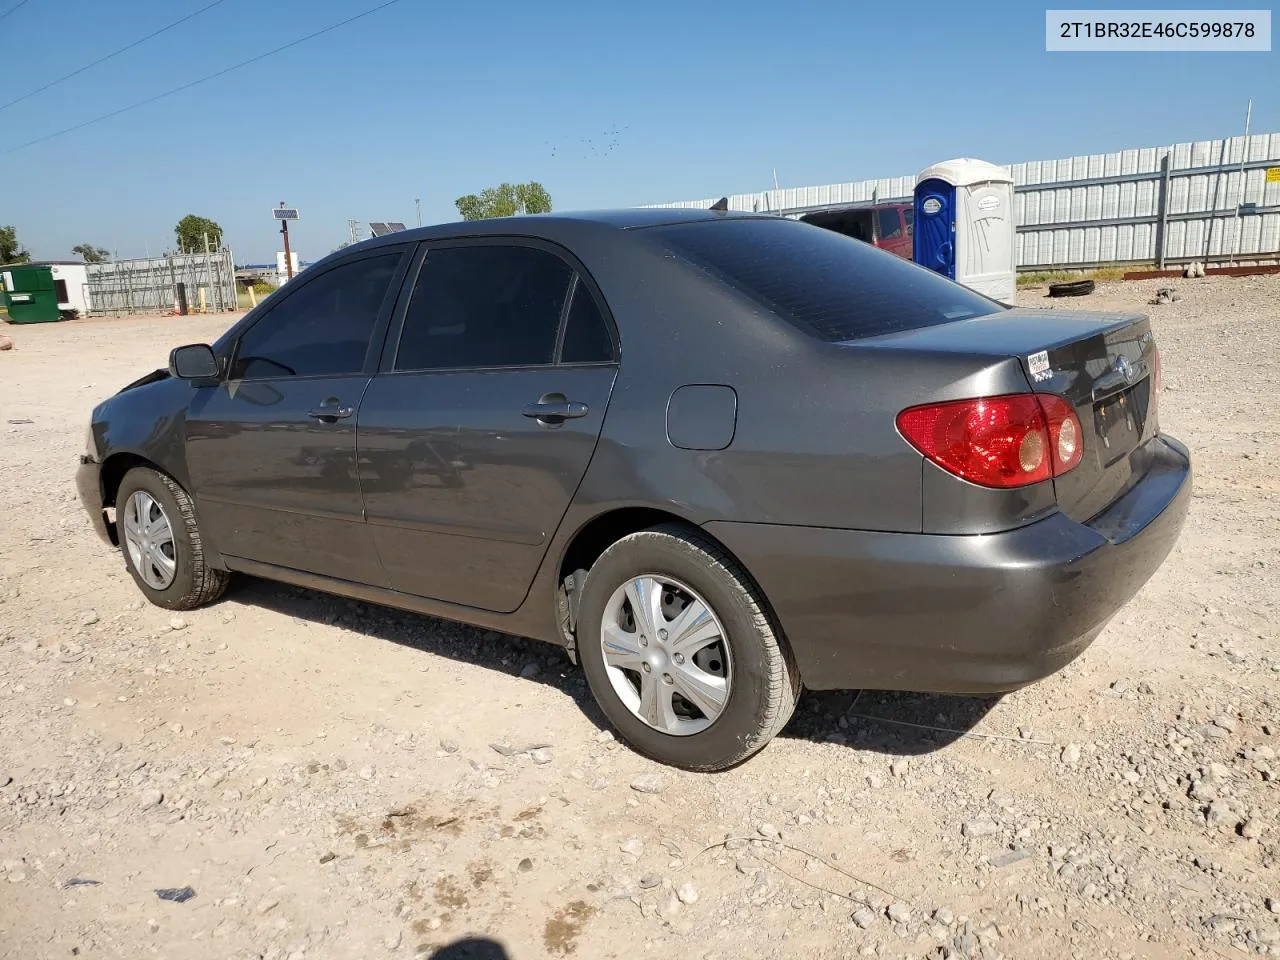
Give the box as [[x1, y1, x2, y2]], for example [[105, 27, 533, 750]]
[[1115, 356, 1134, 382]]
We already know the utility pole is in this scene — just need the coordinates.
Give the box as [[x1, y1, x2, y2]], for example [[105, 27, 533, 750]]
[[278, 201, 294, 281], [415, 197, 422, 227]]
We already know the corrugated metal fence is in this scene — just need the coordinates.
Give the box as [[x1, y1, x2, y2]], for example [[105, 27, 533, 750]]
[[85, 250, 237, 316], [645, 132, 1280, 270]]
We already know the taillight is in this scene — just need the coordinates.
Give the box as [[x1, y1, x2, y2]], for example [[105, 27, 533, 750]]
[[1040, 394, 1084, 474], [897, 394, 1084, 489]]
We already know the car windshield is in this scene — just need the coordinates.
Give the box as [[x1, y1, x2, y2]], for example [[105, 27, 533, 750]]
[[649, 217, 1004, 342]]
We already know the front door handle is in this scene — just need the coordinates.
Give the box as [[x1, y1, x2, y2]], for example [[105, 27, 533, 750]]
[[522, 393, 589, 425], [308, 398, 354, 423]]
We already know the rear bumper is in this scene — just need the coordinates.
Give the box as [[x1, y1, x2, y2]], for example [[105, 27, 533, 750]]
[[706, 434, 1192, 694], [76, 455, 114, 547]]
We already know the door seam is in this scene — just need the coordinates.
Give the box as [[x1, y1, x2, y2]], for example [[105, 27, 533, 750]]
[[352, 375, 393, 576]]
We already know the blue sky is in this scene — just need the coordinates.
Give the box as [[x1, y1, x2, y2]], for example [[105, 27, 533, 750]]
[[2, 0, 1274, 263]]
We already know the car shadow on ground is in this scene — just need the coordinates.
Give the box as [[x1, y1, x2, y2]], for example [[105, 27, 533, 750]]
[[788, 688, 1002, 756], [227, 577, 612, 728], [227, 578, 1001, 757]]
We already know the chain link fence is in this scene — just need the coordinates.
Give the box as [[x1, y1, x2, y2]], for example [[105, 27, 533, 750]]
[[84, 250, 237, 316]]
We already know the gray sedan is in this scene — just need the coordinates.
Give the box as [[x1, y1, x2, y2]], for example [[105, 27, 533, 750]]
[[76, 209, 1191, 770]]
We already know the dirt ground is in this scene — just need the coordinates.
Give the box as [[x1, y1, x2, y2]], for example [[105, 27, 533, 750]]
[[0, 276, 1277, 960]]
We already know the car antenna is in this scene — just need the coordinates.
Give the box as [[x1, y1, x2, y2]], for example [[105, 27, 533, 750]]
[[709, 197, 729, 212]]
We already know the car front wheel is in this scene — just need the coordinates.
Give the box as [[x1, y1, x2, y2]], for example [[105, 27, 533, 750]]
[[576, 524, 799, 771], [115, 466, 229, 610]]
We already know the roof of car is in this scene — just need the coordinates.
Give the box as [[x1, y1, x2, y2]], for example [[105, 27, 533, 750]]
[[542, 208, 766, 230], [358, 207, 771, 247]]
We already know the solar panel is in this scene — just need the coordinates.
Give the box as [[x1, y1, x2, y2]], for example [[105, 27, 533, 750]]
[[386, 222, 408, 233], [368, 222, 390, 237]]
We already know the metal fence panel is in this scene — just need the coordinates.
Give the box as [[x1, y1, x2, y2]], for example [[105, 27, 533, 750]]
[[645, 131, 1280, 269], [85, 251, 237, 316]]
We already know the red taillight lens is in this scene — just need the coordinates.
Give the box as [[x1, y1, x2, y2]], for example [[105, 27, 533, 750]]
[[1040, 393, 1084, 474], [897, 394, 1084, 489]]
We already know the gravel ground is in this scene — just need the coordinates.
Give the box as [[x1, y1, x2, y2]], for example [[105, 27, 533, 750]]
[[0, 276, 1277, 960]]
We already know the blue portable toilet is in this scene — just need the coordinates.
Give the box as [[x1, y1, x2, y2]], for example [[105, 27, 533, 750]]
[[914, 158, 1016, 303]]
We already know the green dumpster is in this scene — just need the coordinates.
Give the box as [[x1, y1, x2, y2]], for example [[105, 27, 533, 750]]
[[2, 264, 65, 324]]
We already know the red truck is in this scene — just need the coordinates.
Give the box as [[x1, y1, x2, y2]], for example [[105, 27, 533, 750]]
[[798, 202, 914, 260]]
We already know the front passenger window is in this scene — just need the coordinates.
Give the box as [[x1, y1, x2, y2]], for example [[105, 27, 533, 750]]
[[231, 253, 402, 380]]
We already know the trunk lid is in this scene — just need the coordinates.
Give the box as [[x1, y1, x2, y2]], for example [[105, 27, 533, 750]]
[[864, 307, 1160, 522]]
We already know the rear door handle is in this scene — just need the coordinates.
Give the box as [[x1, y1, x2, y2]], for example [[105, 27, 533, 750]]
[[308, 398, 354, 423], [522, 395, 589, 425]]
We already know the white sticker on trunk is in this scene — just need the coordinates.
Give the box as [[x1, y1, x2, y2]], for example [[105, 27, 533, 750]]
[[1027, 350, 1050, 378]]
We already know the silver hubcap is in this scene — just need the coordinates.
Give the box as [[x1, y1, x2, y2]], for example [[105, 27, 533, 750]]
[[600, 575, 732, 736], [122, 491, 177, 590]]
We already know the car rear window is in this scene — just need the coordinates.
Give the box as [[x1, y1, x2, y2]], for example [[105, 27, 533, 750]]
[[648, 217, 1003, 342]]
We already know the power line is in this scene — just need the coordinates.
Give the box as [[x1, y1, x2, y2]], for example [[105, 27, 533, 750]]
[[0, 0, 32, 21], [1, 0, 404, 156], [0, 0, 232, 114]]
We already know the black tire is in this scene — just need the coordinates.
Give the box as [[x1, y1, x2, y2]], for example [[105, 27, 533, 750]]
[[115, 466, 228, 610], [576, 523, 800, 771], [1048, 279, 1095, 298]]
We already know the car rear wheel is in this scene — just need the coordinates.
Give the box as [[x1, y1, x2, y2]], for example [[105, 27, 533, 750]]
[[116, 466, 228, 610], [576, 524, 799, 771]]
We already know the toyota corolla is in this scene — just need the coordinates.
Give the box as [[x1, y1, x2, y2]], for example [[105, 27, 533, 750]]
[[76, 209, 1191, 770]]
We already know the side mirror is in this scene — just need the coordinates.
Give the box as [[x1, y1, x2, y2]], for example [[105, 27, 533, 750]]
[[168, 343, 219, 379]]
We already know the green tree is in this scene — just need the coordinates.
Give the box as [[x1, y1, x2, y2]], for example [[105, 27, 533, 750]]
[[516, 181, 552, 215], [454, 182, 552, 221], [0, 225, 30, 264], [72, 243, 110, 263], [174, 214, 224, 253]]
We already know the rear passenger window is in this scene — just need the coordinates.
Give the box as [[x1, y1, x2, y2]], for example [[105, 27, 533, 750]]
[[559, 281, 614, 364], [396, 245, 573, 371]]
